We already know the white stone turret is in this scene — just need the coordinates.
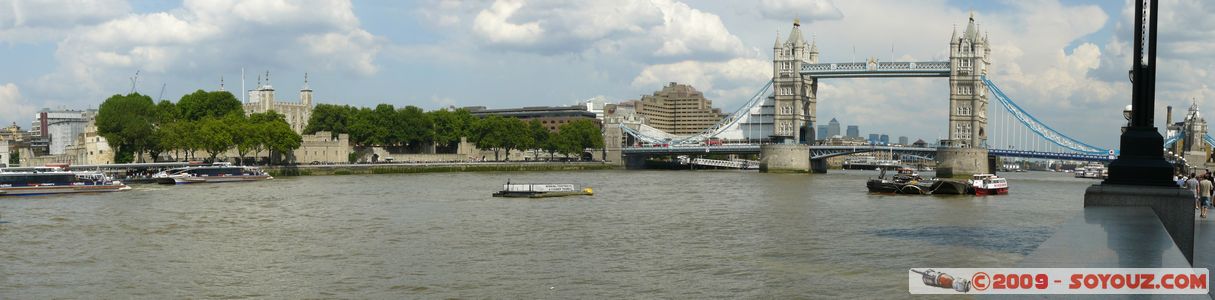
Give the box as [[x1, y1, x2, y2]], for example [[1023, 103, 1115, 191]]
[[300, 73, 313, 108], [770, 18, 817, 143], [947, 12, 991, 147], [243, 70, 314, 134]]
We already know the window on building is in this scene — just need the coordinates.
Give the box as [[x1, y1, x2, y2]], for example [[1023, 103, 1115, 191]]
[[954, 123, 972, 140], [958, 85, 973, 95], [957, 103, 972, 116]]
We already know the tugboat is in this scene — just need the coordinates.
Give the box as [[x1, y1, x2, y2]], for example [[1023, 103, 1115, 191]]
[[970, 174, 1009, 195], [493, 182, 593, 198], [152, 162, 272, 184], [0, 166, 130, 196]]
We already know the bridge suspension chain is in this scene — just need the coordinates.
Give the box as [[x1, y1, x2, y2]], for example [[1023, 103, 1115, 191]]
[[982, 77, 1110, 155], [620, 80, 773, 145]]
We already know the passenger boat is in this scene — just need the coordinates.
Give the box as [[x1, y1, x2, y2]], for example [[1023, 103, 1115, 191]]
[[493, 182, 593, 198], [844, 157, 901, 170], [152, 163, 272, 184], [0, 166, 131, 196], [970, 174, 1009, 196]]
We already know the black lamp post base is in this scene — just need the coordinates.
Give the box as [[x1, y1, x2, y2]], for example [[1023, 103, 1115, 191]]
[[1103, 127, 1175, 186]]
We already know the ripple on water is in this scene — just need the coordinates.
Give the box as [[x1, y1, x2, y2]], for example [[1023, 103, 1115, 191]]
[[867, 225, 1055, 255], [0, 170, 1087, 298]]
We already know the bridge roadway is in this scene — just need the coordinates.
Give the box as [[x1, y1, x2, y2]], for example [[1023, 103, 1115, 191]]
[[623, 144, 1112, 162], [623, 144, 935, 159]]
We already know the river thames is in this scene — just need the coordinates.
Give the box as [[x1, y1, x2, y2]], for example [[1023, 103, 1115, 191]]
[[0, 170, 1096, 298]]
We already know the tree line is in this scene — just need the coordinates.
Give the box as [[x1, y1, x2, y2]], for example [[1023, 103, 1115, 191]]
[[96, 90, 302, 164], [304, 104, 605, 161]]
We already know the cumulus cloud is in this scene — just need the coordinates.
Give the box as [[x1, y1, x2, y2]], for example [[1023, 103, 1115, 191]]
[[472, 0, 544, 46], [631, 57, 771, 103], [756, 0, 844, 22], [0, 0, 131, 42], [23, 0, 382, 110], [0, 83, 36, 125], [435, 0, 751, 62]]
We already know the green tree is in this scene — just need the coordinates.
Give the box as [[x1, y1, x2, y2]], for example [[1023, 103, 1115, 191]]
[[197, 118, 234, 162], [244, 111, 293, 165], [499, 117, 531, 161], [430, 109, 459, 152], [369, 104, 398, 146], [176, 90, 243, 121], [228, 115, 255, 165], [397, 105, 433, 151], [96, 93, 157, 163], [553, 130, 582, 158], [248, 110, 284, 124], [471, 115, 506, 160], [156, 121, 184, 161], [8, 150, 18, 166], [524, 119, 548, 158], [347, 107, 377, 147], [303, 104, 357, 137], [555, 120, 604, 159], [155, 100, 178, 124], [264, 120, 302, 164], [430, 108, 478, 153]]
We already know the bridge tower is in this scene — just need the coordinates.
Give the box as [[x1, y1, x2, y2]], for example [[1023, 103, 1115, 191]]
[[937, 13, 992, 177], [1176, 101, 1210, 163], [760, 18, 818, 172], [771, 18, 818, 144]]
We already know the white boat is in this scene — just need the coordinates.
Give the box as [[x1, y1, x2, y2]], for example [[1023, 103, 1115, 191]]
[[970, 174, 1009, 196], [0, 166, 130, 196], [153, 163, 272, 184], [1076, 163, 1105, 179]]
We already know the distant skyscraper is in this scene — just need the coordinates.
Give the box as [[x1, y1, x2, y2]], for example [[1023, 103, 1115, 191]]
[[868, 134, 879, 144], [880, 134, 890, 145], [846, 125, 859, 138], [817, 125, 828, 141], [899, 136, 909, 145], [827, 118, 841, 137]]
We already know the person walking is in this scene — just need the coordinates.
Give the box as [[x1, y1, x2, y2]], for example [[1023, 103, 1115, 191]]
[[1188, 173, 1200, 209], [1200, 174, 1213, 218]]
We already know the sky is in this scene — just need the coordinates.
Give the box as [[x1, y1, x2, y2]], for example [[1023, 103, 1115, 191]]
[[0, 0, 1212, 149]]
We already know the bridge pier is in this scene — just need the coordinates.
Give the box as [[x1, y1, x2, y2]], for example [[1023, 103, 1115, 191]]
[[934, 147, 989, 178], [759, 144, 810, 173], [810, 158, 828, 173], [623, 154, 648, 170]]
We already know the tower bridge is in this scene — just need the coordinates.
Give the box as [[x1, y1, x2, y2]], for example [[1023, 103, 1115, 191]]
[[607, 14, 1142, 175]]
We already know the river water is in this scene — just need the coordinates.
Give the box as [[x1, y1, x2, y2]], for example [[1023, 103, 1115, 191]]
[[0, 169, 1097, 298]]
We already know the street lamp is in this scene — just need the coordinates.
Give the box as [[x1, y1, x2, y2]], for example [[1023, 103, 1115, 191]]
[[1104, 0, 1174, 186], [1123, 105, 1134, 123]]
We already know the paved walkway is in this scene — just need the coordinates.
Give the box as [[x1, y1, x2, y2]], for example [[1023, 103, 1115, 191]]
[[1192, 212, 1215, 299]]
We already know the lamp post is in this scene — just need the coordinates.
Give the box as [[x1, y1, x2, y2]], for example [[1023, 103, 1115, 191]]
[[1104, 0, 1174, 186], [1122, 105, 1133, 133]]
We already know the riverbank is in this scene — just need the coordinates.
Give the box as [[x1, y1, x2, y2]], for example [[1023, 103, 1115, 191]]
[[265, 161, 619, 176]]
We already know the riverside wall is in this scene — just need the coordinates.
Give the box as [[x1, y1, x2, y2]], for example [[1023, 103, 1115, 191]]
[[266, 161, 618, 176]]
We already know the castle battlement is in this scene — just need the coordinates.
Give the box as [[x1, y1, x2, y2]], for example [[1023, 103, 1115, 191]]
[[240, 71, 315, 134]]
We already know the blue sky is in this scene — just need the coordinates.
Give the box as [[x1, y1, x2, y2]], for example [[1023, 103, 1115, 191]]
[[2, 0, 1213, 149]]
